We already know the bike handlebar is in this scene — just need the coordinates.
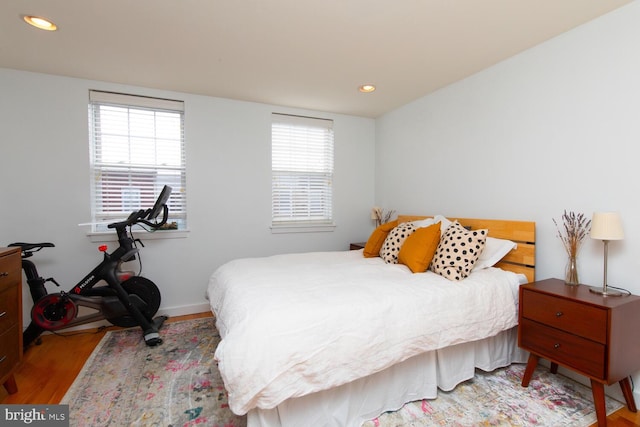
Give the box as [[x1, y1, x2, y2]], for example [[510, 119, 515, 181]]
[[107, 204, 169, 230], [9, 187, 172, 265], [107, 186, 172, 231]]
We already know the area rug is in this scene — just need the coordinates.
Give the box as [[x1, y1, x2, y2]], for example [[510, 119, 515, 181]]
[[364, 364, 623, 427], [61, 318, 246, 427], [62, 318, 623, 426]]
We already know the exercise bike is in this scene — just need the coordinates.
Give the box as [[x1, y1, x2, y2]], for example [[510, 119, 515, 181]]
[[10, 185, 173, 349]]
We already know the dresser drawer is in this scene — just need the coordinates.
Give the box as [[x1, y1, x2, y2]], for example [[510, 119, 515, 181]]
[[521, 289, 607, 343], [520, 318, 606, 379], [0, 262, 20, 294], [0, 325, 21, 379], [0, 285, 20, 331]]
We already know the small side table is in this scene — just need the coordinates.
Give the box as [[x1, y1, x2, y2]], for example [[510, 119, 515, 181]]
[[518, 278, 640, 426], [349, 242, 366, 250]]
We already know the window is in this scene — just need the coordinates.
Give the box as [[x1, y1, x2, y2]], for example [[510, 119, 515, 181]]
[[271, 113, 334, 231], [89, 90, 187, 232]]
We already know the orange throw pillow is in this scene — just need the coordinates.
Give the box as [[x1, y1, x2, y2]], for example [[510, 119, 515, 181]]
[[398, 222, 441, 273], [363, 220, 399, 257]]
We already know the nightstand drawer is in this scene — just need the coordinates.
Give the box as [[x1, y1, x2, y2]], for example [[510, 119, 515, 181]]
[[520, 318, 606, 379], [521, 289, 607, 343]]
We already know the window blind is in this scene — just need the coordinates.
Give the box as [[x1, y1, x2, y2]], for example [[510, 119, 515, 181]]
[[89, 90, 187, 231], [271, 113, 334, 227]]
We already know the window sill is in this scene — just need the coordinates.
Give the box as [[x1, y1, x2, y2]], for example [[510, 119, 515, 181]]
[[270, 223, 336, 234], [87, 229, 190, 243]]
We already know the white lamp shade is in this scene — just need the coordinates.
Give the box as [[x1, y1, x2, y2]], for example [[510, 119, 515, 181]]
[[590, 212, 624, 240]]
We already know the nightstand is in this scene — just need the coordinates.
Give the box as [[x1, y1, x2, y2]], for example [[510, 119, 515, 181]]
[[349, 242, 366, 250], [518, 278, 640, 426]]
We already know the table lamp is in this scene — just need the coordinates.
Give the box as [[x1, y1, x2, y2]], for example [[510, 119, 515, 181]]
[[589, 212, 624, 296]]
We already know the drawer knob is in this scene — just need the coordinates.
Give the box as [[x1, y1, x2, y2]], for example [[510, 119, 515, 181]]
[[555, 311, 563, 317], [0, 355, 6, 363], [0, 272, 8, 277], [0, 311, 6, 318], [554, 343, 561, 349]]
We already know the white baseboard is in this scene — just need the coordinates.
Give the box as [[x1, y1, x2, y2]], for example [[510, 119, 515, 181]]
[[157, 302, 211, 318]]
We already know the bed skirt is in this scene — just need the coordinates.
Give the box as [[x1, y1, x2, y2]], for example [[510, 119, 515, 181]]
[[247, 327, 528, 427]]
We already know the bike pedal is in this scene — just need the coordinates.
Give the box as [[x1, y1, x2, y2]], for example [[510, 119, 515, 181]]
[[145, 337, 163, 346]]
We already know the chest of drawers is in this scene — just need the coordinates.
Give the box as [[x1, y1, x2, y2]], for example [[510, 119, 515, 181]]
[[0, 247, 22, 395], [518, 278, 640, 426]]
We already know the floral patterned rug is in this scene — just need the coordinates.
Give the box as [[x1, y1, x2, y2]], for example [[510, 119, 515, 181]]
[[366, 364, 623, 427], [62, 318, 623, 427], [61, 318, 245, 427]]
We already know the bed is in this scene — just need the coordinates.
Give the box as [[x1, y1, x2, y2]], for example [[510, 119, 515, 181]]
[[207, 215, 536, 427]]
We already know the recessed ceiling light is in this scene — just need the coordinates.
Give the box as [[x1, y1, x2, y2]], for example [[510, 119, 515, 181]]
[[23, 15, 58, 31], [359, 84, 376, 93]]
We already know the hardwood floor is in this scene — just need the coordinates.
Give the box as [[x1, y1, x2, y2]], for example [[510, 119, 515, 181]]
[[2, 311, 639, 426]]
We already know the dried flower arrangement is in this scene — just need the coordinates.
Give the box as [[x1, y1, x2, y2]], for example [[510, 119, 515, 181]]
[[553, 210, 591, 285], [371, 207, 395, 227], [553, 210, 591, 257]]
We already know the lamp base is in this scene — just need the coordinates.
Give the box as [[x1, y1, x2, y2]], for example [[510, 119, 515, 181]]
[[589, 286, 624, 297]]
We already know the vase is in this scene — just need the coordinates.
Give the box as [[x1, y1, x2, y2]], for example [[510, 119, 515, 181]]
[[565, 256, 579, 285]]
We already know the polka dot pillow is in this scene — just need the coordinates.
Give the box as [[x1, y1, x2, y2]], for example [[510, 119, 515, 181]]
[[379, 222, 417, 264], [429, 221, 487, 280]]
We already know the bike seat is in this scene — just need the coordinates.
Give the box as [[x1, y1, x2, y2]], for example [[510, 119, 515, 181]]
[[8, 242, 55, 251]]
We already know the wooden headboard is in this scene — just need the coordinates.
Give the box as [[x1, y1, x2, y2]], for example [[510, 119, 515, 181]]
[[397, 215, 536, 283]]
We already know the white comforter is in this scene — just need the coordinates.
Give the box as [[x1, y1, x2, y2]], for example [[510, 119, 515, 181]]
[[207, 249, 521, 416]]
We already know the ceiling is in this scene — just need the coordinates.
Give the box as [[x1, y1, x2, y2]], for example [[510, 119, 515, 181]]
[[0, 0, 632, 118]]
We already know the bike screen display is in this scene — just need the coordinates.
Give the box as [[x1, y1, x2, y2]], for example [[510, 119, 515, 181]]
[[147, 186, 172, 220]]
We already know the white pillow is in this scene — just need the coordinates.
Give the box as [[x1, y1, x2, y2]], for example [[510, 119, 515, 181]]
[[433, 215, 452, 236], [411, 218, 436, 229], [473, 237, 517, 270], [411, 215, 451, 231]]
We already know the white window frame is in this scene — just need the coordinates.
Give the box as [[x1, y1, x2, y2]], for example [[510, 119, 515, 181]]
[[88, 90, 187, 237], [271, 113, 335, 233]]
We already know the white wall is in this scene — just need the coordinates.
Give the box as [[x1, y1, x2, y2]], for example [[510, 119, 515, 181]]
[[0, 68, 376, 320], [376, 1, 640, 404]]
